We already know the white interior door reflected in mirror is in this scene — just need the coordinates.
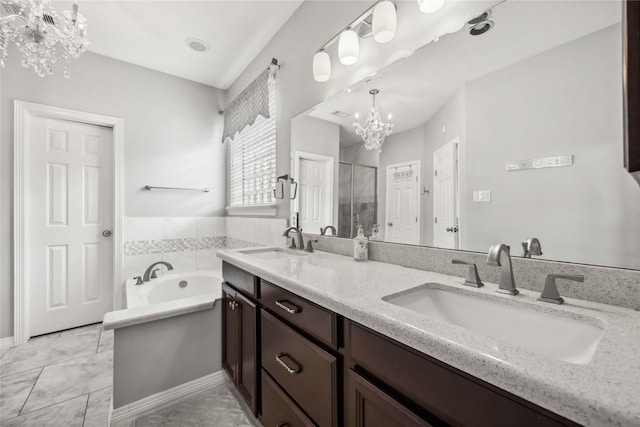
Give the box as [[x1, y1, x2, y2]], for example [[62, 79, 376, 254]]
[[385, 161, 420, 245], [433, 139, 460, 250], [293, 152, 334, 235]]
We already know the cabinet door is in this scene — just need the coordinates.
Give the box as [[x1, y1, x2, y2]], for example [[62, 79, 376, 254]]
[[235, 290, 259, 415], [347, 369, 433, 427], [222, 284, 239, 382]]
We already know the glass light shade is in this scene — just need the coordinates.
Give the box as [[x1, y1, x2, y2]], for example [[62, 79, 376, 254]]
[[313, 51, 331, 82], [338, 29, 359, 65], [418, 0, 445, 14], [372, 1, 397, 44]]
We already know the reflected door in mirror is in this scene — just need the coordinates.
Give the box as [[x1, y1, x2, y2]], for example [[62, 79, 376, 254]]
[[385, 161, 420, 245], [433, 140, 460, 250]]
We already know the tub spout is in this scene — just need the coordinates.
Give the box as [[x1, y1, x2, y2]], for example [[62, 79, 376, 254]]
[[142, 261, 174, 282]]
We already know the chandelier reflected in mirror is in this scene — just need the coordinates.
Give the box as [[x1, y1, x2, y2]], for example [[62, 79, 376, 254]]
[[353, 89, 393, 152], [0, 0, 89, 77]]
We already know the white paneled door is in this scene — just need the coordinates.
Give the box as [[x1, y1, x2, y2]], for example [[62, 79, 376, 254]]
[[385, 161, 420, 245], [433, 139, 460, 249], [295, 153, 333, 235], [29, 117, 114, 336]]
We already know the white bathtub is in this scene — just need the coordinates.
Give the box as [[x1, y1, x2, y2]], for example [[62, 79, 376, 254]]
[[126, 270, 222, 308]]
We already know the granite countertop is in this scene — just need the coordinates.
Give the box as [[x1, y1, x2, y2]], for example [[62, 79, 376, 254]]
[[217, 247, 640, 427]]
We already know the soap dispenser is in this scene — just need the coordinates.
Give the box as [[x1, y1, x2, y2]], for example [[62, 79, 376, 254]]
[[371, 224, 380, 241], [354, 225, 368, 262]]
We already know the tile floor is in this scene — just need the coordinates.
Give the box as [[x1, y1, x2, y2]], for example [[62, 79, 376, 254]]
[[0, 323, 113, 426], [0, 324, 258, 427]]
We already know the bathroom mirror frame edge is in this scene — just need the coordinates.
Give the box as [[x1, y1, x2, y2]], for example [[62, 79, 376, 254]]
[[624, 0, 640, 183]]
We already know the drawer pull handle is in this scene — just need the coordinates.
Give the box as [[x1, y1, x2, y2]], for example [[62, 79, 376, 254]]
[[275, 300, 301, 314], [277, 424, 289, 427], [275, 352, 302, 374]]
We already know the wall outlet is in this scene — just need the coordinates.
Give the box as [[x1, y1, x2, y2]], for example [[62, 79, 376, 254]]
[[473, 190, 491, 202]]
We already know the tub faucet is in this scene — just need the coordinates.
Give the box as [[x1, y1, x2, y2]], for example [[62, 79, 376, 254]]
[[142, 261, 174, 282], [486, 244, 518, 295], [320, 225, 337, 236], [282, 226, 304, 250], [522, 237, 543, 258]]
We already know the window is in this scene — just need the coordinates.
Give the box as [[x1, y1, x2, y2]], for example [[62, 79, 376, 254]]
[[229, 79, 276, 207]]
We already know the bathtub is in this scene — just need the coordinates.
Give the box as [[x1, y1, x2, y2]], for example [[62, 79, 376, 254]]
[[126, 270, 222, 308]]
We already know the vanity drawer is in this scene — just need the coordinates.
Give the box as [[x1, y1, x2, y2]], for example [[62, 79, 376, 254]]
[[348, 322, 577, 427], [261, 279, 338, 348], [262, 310, 338, 427], [223, 261, 258, 298], [261, 369, 316, 427]]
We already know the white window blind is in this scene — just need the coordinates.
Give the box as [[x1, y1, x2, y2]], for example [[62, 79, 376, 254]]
[[229, 79, 276, 207]]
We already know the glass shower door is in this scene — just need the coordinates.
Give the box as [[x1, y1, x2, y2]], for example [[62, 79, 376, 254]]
[[338, 162, 377, 238]]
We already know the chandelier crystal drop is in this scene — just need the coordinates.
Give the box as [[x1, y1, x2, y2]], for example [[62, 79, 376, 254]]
[[353, 89, 393, 152], [0, 0, 89, 78]]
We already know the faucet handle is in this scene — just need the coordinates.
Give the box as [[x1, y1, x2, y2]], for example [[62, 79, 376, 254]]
[[538, 274, 584, 305], [133, 276, 143, 286], [305, 239, 318, 253], [288, 237, 297, 249], [452, 260, 484, 288], [150, 268, 160, 279]]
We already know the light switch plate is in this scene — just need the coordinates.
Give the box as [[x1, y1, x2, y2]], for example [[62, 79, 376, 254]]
[[473, 190, 491, 202]]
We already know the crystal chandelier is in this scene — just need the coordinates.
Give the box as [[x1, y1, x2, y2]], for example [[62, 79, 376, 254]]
[[0, 0, 89, 77], [353, 89, 393, 152]]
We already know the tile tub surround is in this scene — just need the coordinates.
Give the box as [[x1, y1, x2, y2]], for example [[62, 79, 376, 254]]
[[122, 217, 287, 282], [218, 247, 640, 427], [305, 234, 640, 311]]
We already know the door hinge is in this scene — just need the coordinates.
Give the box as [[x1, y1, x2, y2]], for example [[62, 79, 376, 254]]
[[435, 170, 438, 177], [416, 217, 418, 222], [434, 217, 438, 224]]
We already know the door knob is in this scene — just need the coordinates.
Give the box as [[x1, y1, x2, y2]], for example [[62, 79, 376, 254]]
[[102, 230, 112, 237], [387, 222, 393, 226]]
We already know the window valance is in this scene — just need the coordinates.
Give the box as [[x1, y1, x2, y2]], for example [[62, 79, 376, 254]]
[[223, 69, 271, 142]]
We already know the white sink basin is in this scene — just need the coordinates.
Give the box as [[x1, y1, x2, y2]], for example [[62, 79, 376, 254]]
[[383, 284, 605, 365], [239, 248, 307, 261]]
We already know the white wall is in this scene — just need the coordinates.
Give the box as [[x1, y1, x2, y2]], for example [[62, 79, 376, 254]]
[[463, 23, 640, 267], [340, 143, 380, 167], [1, 51, 226, 338]]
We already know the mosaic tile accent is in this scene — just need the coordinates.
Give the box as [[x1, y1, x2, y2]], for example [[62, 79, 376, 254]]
[[124, 237, 260, 256]]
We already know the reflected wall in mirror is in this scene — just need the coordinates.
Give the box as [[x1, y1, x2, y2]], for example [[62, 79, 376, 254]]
[[291, 0, 640, 270]]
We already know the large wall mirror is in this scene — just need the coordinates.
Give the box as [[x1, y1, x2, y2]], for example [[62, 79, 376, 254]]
[[291, 0, 640, 270]]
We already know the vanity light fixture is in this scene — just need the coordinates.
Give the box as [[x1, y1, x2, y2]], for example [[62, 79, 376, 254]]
[[339, 29, 359, 65], [312, 50, 331, 82], [418, 0, 445, 14], [313, 0, 397, 82], [372, 0, 397, 43], [353, 89, 394, 152]]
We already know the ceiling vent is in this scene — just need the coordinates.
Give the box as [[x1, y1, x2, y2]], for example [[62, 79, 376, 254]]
[[332, 111, 352, 119]]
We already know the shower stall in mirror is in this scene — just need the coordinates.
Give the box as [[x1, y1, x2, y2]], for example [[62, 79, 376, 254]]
[[338, 162, 378, 238]]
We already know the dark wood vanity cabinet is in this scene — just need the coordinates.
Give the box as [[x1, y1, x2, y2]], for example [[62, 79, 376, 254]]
[[222, 263, 259, 416], [345, 321, 580, 427], [222, 262, 581, 427]]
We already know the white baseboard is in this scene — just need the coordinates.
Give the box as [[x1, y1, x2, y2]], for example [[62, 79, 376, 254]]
[[109, 370, 227, 426], [0, 336, 15, 351]]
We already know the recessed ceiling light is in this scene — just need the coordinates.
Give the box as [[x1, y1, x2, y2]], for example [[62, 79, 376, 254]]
[[185, 38, 209, 53]]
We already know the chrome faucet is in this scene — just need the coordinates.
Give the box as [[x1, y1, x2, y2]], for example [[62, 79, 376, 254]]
[[486, 244, 518, 295], [522, 237, 543, 258], [282, 226, 304, 250], [142, 261, 174, 282], [538, 274, 584, 304], [320, 225, 337, 236]]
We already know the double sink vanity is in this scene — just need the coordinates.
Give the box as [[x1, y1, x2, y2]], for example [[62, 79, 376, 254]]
[[217, 246, 640, 427]]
